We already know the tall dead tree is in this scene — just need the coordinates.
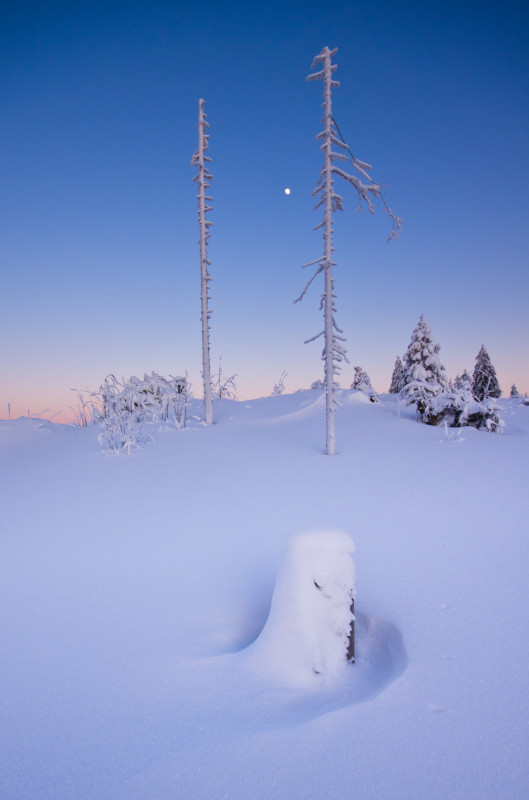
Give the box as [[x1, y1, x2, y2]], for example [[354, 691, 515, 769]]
[[191, 98, 214, 425], [296, 46, 401, 455]]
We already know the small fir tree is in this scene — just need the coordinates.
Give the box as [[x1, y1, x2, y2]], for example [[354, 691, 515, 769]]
[[472, 346, 501, 401], [510, 383, 519, 398], [272, 371, 287, 396], [351, 366, 370, 391], [400, 315, 447, 420], [389, 356, 405, 393], [453, 370, 472, 390], [351, 366, 378, 402]]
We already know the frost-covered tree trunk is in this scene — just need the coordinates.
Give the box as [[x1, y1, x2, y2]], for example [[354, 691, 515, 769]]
[[298, 47, 346, 455], [191, 99, 214, 426], [296, 46, 401, 455], [320, 49, 339, 454]]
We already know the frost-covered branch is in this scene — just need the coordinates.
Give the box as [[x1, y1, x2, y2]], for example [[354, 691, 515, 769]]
[[330, 115, 402, 242]]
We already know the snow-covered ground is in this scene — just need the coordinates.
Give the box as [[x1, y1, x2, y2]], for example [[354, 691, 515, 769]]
[[1, 390, 528, 799]]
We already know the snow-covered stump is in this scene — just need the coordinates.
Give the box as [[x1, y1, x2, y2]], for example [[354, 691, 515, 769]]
[[251, 531, 356, 684]]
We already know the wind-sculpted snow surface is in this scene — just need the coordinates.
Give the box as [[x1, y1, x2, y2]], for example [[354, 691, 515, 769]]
[[1, 392, 528, 800]]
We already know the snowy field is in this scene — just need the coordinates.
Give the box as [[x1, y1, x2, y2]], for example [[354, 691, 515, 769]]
[[1, 390, 528, 799]]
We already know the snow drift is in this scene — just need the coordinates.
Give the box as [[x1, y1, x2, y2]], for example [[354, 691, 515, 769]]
[[247, 530, 355, 684]]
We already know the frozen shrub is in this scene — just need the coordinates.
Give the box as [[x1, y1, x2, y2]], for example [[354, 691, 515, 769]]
[[272, 371, 287, 396], [93, 372, 190, 453], [211, 358, 237, 400]]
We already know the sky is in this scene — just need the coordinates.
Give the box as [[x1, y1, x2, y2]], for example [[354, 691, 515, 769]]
[[1, 0, 528, 421]]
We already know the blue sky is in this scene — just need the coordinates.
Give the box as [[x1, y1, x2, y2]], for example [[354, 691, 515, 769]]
[[1, 0, 528, 419]]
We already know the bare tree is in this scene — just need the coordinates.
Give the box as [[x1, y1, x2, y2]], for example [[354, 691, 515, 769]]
[[191, 99, 214, 425], [296, 46, 401, 454]]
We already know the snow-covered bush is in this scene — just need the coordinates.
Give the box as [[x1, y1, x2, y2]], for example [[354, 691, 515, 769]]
[[419, 379, 504, 433], [92, 372, 190, 453]]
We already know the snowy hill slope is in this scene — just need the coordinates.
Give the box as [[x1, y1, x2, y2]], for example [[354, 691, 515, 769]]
[[1, 391, 528, 799]]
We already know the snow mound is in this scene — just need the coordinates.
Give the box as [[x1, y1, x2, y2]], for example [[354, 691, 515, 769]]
[[344, 389, 373, 405], [246, 530, 356, 685]]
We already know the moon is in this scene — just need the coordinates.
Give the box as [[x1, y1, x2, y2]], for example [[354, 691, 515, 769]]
[[284, 187, 291, 195]]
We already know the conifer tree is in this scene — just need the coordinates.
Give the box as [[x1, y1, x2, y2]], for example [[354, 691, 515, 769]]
[[472, 346, 501, 401], [389, 356, 405, 393], [400, 315, 447, 419], [296, 46, 401, 454], [351, 366, 378, 402], [454, 370, 472, 391], [510, 383, 519, 398]]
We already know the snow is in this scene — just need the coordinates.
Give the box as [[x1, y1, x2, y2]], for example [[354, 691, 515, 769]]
[[247, 529, 356, 684], [1, 391, 528, 799]]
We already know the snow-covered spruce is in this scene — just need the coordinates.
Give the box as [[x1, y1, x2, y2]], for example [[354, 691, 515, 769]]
[[389, 355, 406, 394], [472, 345, 501, 401], [512, 386, 529, 405], [351, 366, 378, 402], [400, 315, 447, 421], [453, 369, 472, 391], [92, 372, 190, 453], [295, 46, 401, 456], [191, 98, 214, 426]]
